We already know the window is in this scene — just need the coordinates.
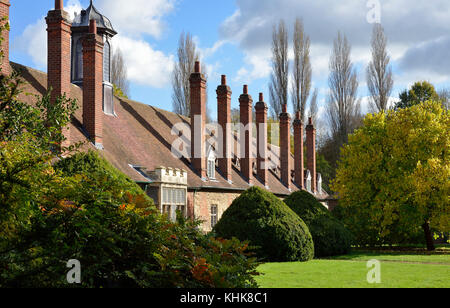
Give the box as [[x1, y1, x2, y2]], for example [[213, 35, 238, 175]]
[[207, 146, 216, 179], [211, 205, 218, 229], [75, 40, 83, 80], [306, 171, 312, 193], [161, 187, 186, 221], [103, 84, 114, 115], [103, 41, 111, 83], [207, 159, 215, 179]]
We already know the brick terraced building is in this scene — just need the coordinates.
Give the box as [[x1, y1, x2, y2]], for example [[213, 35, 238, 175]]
[[1, 0, 331, 232]]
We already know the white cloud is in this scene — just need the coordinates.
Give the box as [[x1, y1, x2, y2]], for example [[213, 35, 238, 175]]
[[13, 0, 82, 70], [96, 0, 176, 39], [14, 0, 175, 88], [112, 35, 174, 88], [220, 0, 450, 87], [234, 50, 271, 83]]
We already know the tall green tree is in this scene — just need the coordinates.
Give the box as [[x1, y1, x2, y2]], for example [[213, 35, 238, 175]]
[[333, 101, 449, 250], [396, 81, 439, 110]]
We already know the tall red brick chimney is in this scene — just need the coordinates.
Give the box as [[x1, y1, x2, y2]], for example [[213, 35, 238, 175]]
[[293, 111, 304, 189], [306, 117, 316, 193], [239, 85, 253, 184], [217, 75, 232, 182], [190, 61, 207, 179], [280, 104, 291, 190], [0, 0, 10, 76], [46, 0, 72, 147], [255, 93, 268, 187], [82, 19, 104, 149]]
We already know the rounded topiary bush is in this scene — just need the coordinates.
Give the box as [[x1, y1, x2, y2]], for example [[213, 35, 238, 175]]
[[213, 187, 314, 262], [284, 191, 353, 257]]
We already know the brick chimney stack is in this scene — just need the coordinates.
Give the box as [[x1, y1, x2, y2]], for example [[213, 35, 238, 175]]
[[190, 61, 207, 179], [46, 0, 72, 147], [0, 0, 11, 76], [217, 75, 232, 182], [306, 117, 316, 193], [280, 104, 291, 190], [293, 111, 304, 189], [239, 85, 253, 184], [255, 93, 268, 187], [82, 19, 104, 149]]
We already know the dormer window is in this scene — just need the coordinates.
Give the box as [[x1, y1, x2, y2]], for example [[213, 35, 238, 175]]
[[306, 170, 312, 193], [317, 173, 323, 195], [207, 146, 216, 179]]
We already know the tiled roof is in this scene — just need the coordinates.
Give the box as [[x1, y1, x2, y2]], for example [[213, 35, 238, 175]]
[[12, 62, 329, 198]]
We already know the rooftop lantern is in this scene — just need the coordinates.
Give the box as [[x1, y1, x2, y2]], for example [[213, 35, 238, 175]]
[[71, 0, 117, 115]]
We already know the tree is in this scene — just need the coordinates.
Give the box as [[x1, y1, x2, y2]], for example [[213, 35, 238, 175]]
[[111, 47, 130, 98], [332, 101, 449, 250], [308, 88, 318, 125], [269, 20, 289, 119], [327, 32, 361, 147], [366, 24, 393, 112], [396, 81, 439, 110], [172, 32, 207, 117], [438, 88, 449, 110], [291, 18, 311, 121]]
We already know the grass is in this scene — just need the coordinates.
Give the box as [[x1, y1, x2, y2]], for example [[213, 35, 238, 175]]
[[256, 251, 450, 288]]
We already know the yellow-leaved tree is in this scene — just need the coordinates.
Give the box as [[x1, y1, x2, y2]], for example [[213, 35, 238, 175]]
[[333, 101, 449, 250]]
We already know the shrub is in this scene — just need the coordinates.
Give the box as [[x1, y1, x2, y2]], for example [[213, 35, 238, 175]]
[[1, 142, 259, 288], [213, 187, 314, 262], [285, 191, 353, 257]]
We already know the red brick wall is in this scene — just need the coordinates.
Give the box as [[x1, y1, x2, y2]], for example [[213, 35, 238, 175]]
[[0, 0, 10, 76], [280, 104, 291, 190], [293, 112, 304, 189], [255, 93, 268, 187], [239, 85, 253, 184], [189, 61, 207, 178], [306, 118, 316, 193], [216, 75, 232, 182], [46, 6, 72, 148], [82, 23, 104, 147]]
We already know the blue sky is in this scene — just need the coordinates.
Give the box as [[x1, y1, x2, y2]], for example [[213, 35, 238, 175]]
[[9, 0, 450, 132]]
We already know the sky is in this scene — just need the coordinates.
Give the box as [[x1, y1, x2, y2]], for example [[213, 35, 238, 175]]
[[8, 0, 450, 128]]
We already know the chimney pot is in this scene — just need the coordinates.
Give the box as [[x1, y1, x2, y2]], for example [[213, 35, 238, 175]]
[[221, 75, 226, 85], [55, 0, 63, 10], [296, 111, 301, 120], [259, 93, 264, 102], [282, 104, 287, 113], [309, 117, 313, 125], [243, 85, 248, 95], [194, 61, 200, 73]]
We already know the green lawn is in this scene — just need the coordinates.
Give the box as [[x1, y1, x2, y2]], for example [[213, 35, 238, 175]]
[[256, 252, 450, 288]]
